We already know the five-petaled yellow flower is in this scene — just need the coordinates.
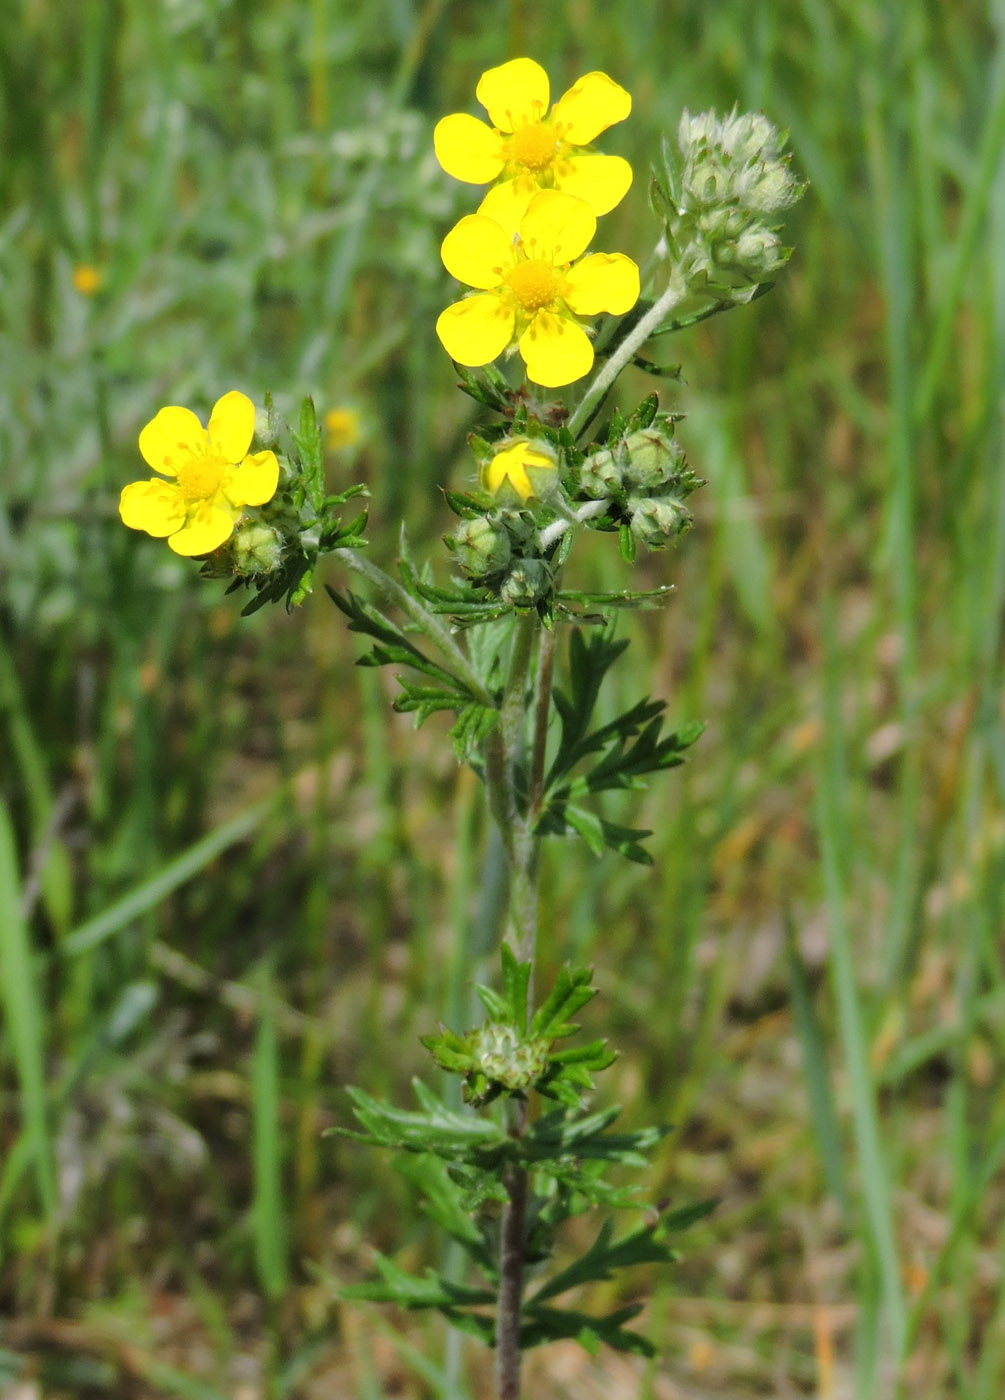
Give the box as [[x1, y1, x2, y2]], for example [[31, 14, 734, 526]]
[[434, 57, 632, 233], [119, 391, 279, 557], [436, 189, 639, 388], [483, 440, 556, 500]]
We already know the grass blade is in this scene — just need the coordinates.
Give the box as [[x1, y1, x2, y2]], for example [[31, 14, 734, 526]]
[[252, 967, 287, 1301], [62, 794, 277, 958], [0, 796, 56, 1221]]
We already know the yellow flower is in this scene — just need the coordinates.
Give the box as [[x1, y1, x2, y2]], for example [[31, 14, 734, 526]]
[[483, 440, 556, 500], [324, 406, 361, 451], [434, 57, 632, 227], [436, 189, 639, 388], [119, 391, 279, 557], [72, 264, 102, 295]]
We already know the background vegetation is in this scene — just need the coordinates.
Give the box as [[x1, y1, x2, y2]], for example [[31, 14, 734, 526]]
[[1, 1, 1003, 1396]]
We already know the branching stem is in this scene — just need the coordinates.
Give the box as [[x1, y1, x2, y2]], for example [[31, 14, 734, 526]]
[[567, 275, 687, 443]]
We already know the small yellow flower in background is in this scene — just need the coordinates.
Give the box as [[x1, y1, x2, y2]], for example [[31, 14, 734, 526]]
[[73, 264, 102, 295], [483, 440, 556, 500], [324, 406, 362, 451], [436, 188, 639, 388], [434, 57, 632, 230], [119, 391, 279, 557]]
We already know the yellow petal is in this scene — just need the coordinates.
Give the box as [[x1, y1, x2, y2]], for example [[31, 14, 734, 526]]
[[519, 311, 594, 387], [207, 390, 255, 463], [486, 442, 555, 499], [554, 153, 633, 216], [478, 177, 538, 237], [519, 190, 596, 265], [434, 113, 505, 183], [476, 58, 550, 133], [138, 406, 207, 476], [167, 504, 236, 557], [225, 450, 280, 507], [552, 71, 632, 145], [564, 253, 640, 316], [441, 215, 514, 289], [436, 294, 515, 367], [119, 479, 187, 536]]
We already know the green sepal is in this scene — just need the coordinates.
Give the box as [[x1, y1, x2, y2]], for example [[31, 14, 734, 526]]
[[619, 523, 637, 562]]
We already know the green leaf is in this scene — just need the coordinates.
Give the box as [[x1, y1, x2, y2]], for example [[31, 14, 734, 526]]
[[394, 1155, 497, 1276], [291, 395, 325, 513], [531, 964, 597, 1041], [501, 943, 531, 1032], [520, 1301, 655, 1356], [529, 1219, 676, 1304], [340, 1251, 495, 1311]]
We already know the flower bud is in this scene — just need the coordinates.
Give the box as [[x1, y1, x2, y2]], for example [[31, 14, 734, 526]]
[[231, 522, 284, 575], [578, 445, 625, 499], [448, 516, 512, 577], [473, 1023, 549, 1091], [483, 438, 558, 502], [500, 558, 552, 608], [622, 428, 686, 491], [629, 496, 692, 549]]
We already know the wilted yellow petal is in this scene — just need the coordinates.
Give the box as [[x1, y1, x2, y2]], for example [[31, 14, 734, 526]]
[[119, 479, 187, 536], [518, 190, 595, 265], [434, 114, 505, 183], [554, 153, 633, 216], [519, 311, 594, 387], [441, 215, 514, 289], [476, 58, 550, 132], [564, 253, 640, 316], [478, 177, 538, 237], [436, 294, 515, 366], [208, 391, 255, 463], [167, 504, 236, 557], [225, 450, 280, 507], [552, 71, 631, 145], [138, 406, 207, 476]]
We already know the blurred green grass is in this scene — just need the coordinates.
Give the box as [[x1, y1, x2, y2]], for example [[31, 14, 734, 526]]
[[1, 1, 1003, 1396]]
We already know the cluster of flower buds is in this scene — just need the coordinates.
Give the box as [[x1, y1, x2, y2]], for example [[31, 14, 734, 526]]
[[578, 415, 701, 550], [445, 436, 560, 609], [652, 107, 804, 293]]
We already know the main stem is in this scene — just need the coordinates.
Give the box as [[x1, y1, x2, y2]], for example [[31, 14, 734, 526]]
[[490, 610, 555, 1400]]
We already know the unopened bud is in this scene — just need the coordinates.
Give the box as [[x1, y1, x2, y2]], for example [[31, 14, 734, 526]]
[[448, 516, 512, 577], [629, 496, 692, 549], [500, 558, 552, 608], [579, 446, 625, 499], [474, 1022, 549, 1091], [231, 522, 284, 575], [622, 428, 686, 491]]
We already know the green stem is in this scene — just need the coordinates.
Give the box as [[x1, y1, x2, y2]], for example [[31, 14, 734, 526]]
[[481, 611, 546, 1400], [333, 547, 494, 708], [567, 276, 687, 442]]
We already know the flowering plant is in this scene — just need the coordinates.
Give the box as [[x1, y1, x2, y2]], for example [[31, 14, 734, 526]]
[[120, 57, 802, 1398]]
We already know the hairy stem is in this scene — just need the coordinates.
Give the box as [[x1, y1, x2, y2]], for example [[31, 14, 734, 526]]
[[566, 275, 687, 443], [495, 1154, 529, 1400], [486, 612, 546, 1400], [333, 547, 495, 707]]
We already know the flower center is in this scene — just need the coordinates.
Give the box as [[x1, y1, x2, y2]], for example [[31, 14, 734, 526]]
[[507, 121, 559, 172], [176, 450, 226, 502], [506, 259, 561, 312]]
